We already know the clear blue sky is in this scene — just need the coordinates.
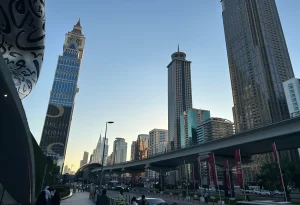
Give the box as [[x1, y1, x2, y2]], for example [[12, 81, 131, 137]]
[[23, 0, 300, 171]]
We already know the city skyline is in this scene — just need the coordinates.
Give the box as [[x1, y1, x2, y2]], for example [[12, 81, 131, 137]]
[[23, 0, 300, 170]]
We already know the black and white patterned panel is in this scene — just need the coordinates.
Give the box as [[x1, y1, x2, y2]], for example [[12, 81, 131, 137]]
[[0, 0, 45, 99]]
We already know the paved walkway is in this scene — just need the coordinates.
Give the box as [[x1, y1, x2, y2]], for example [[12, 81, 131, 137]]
[[61, 192, 94, 205]]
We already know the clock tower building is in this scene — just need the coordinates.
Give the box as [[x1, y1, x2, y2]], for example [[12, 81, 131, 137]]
[[40, 20, 86, 171]]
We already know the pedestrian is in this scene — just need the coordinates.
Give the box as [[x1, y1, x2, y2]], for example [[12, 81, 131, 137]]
[[117, 190, 125, 205], [36, 191, 47, 205], [96, 189, 110, 205], [138, 195, 148, 205], [51, 191, 61, 205], [44, 186, 52, 205], [131, 197, 138, 205], [204, 192, 209, 204]]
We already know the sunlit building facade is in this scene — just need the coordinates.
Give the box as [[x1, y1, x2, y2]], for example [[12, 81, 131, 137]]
[[180, 108, 211, 148], [39, 20, 85, 170], [168, 47, 193, 151], [113, 138, 127, 164]]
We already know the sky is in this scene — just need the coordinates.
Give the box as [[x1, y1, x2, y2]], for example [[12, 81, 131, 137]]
[[23, 0, 300, 172]]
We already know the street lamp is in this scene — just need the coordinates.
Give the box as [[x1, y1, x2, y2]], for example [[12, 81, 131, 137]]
[[99, 121, 114, 191]]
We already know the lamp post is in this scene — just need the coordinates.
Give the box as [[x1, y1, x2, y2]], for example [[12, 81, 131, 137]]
[[99, 121, 114, 191]]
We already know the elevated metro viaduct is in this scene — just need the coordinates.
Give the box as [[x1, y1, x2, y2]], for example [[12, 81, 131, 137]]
[[92, 116, 300, 175]]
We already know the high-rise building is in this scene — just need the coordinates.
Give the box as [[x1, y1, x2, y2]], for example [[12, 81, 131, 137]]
[[221, 0, 299, 166], [149, 129, 168, 157], [92, 136, 109, 165], [148, 129, 168, 178], [137, 134, 149, 160], [63, 165, 69, 174], [221, 0, 294, 132], [80, 160, 83, 168], [180, 108, 210, 148], [283, 78, 300, 118], [39, 20, 85, 169], [167, 46, 193, 151], [196, 117, 234, 144], [130, 141, 136, 161], [106, 153, 113, 166], [82, 151, 89, 166], [89, 154, 94, 163], [113, 138, 127, 164]]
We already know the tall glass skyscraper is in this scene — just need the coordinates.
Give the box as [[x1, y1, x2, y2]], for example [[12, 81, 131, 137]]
[[167, 46, 192, 151], [40, 20, 85, 169], [221, 0, 294, 132]]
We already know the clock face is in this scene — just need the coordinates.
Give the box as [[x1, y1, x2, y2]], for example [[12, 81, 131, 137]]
[[67, 36, 82, 46]]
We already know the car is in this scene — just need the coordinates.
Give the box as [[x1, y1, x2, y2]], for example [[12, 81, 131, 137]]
[[114, 186, 130, 192], [260, 191, 271, 196], [136, 197, 168, 205]]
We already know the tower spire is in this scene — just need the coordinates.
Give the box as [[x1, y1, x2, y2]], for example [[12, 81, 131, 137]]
[[75, 18, 81, 27], [178, 44, 180, 52]]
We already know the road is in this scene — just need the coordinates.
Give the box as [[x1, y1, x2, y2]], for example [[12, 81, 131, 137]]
[[107, 190, 215, 205]]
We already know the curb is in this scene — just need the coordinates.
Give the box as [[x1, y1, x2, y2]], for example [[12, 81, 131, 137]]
[[61, 191, 73, 200]]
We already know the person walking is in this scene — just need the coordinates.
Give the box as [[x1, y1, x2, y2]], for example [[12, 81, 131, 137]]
[[96, 189, 110, 205], [204, 192, 209, 204], [138, 195, 148, 205], [131, 197, 138, 205], [51, 191, 61, 205], [36, 191, 47, 205], [116, 190, 125, 205], [44, 186, 52, 205]]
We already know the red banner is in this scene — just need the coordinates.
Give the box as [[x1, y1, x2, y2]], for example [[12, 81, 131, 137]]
[[206, 160, 210, 186], [235, 149, 243, 187], [197, 157, 202, 185], [225, 160, 231, 189], [272, 142, 284, 189], [209, 153, 217, 186]]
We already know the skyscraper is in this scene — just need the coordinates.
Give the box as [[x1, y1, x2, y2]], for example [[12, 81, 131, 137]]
[[92, 136, 109, 165], [167, 46, 193, 151], [137, 134, 149, 160], [39, 20, 85, 169], [180, 108, 211, 148], [113, 138, 127, 164], [130, 141, 136, 161], [221, 0, 294, 132], [82, 151, 89, 165]]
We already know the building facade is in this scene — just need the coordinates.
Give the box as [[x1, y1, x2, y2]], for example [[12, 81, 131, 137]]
[[221, 0, 294, 132], [131, 141, 136, 161], [148, 129, 168, 178], [197, 117, 234, 144], [180, 108, 211, 148], [82, 151, 89, 165], [137, 134, 149, 160], [92, 137, 109, 165], [167, 46, 193, 151], [113, 138, 127, 164], [39, 20, 85, 169], [283, 78, 300, 118]]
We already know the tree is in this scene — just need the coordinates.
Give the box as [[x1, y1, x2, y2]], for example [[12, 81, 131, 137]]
[[257, 161, 300, 201]]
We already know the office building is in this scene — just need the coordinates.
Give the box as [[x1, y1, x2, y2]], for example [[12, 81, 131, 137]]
[[131, 141, 136, 161], [92, 136, 109, 165], [89, 154, 94, 163], [197, 117, 234, 144], [149, 129, 168, 157], [39, 20, 86, 169], [148, 129, 168, 178], [167, 46, 193, 151], [63, 165, 69, 174], [113, 138, 127, 164], [82, 151, 89, 165], [180, 108, 210, 148], [137, 134, 149, 160], [106, 153, 113, 166], [221, 0, 298, 166], [221, 0, 294, 132], [283, 78, 300, 118]]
